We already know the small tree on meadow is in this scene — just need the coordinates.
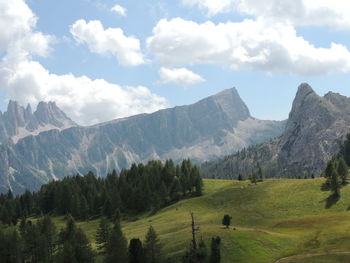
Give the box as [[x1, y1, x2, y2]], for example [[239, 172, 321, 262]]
[[222, 215, 232, 229], [257, 167, 264, 182], [337, 157, 348, 185]]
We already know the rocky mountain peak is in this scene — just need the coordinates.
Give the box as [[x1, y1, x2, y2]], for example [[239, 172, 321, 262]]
[[212, 87, 251, 121], [0, 100, 77, 144], [34, 101, 76, 128], [5, 100, 26, 128]]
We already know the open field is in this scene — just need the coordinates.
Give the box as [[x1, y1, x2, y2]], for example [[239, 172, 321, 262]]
[[49, 178, 350, 262]]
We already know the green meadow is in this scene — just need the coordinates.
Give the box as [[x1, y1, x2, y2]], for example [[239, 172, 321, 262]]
[[51, 178, 350, 262]]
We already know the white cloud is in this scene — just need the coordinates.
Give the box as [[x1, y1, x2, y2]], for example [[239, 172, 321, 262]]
[[147, 18, 350, 75], [0, 59, 168, 125], [181, 0, 350, 29], [0, 0, 51, 58], [111, 4, 127, 16], [70, 19, 145, 66], [0, 0, 168, 125], [159, 67, 205, 86]]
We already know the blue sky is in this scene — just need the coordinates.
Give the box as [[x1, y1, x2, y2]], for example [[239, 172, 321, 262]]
[[1, 0, 350, 125]]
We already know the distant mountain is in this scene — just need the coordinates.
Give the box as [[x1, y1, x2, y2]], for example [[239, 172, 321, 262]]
[[0, 88, 285, 193], [0, 101, 77, 144], [201, 83, 350, 179]]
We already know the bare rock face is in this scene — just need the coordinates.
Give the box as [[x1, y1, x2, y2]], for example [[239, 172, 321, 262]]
[[0, 101, 77, 144], [202, 83, 350, 179], [0, 88, 285, 193], [277, 83, 350, 176]]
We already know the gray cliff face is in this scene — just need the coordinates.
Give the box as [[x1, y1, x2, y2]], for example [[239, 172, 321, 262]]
[[0, 88, 285, 193], [277, 83, 350, 175], [0, 101, 77, 144], [202, 83, 350, 179]]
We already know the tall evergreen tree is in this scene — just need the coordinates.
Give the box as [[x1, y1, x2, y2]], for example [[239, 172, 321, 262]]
[[337, 158, 348, 185], [209, 237, 221, 263], [144, 226, 162, 263], [0, 228, 23, 263], [257, 167, 264, 182], [104, 221, 128, 263], [57, 215, 94, 263], [37, 215, 57, 262], [95, 217, 111, 253], [128, 238, 143, 263]]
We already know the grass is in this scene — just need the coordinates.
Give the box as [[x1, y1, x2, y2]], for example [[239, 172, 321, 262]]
[[286, 254, 350, 263], [37, 179, 350, 262]]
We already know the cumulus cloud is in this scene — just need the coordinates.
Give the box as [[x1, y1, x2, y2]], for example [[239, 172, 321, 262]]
[[0, 0, 52, 58], [0, 0, 168, 125], [181, 0, 350, 29], [111, 4, 127, 16], [70, 19, 145, 66], [0, 59, 168, 125], [147, 18, 350, 75], [159, 67, 205, 86]]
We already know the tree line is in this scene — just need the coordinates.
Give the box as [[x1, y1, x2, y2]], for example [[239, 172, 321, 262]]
[[0, 212, 222, 263], [323, 134, 350, 198], [0, 214, 162, 263], [0, 159, 203, 225]]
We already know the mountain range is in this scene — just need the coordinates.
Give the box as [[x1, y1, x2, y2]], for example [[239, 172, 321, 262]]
[[0, 88, 284, 193], [201, 83, 350, 179], [0, 101, 76, 144]]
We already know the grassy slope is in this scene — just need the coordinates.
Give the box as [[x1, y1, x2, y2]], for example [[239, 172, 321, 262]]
[[54, 179, 350, 263]]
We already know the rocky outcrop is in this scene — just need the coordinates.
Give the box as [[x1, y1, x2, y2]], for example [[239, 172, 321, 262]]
[[202, 83, 350, 179], [0, 101, 77, 144], [0, 88, 285, 193]]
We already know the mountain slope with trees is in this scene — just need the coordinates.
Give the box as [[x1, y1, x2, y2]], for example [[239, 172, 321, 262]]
[[0, 88, 285, 193], [202, 83, 350, 179], [3, 178, 350, 262]]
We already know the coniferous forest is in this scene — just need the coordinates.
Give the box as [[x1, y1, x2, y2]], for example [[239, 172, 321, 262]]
[[0, 159, 202, 224], [0, 159, 211, 263]]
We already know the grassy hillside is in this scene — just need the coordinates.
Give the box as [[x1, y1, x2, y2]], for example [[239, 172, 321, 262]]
[[53, 179, 350, 263]]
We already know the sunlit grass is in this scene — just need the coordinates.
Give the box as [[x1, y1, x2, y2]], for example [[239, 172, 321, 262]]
[[43, 178, 350, 262]]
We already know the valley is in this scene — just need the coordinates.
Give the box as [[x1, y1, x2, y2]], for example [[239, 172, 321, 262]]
[[43, 178, 350, 263]]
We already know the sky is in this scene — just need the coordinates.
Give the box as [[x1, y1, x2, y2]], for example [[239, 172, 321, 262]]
[[1, 0, 350, 125]]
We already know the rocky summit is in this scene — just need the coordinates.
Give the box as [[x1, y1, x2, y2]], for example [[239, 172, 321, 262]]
[[202, 83, 350, 179], [0, 100, 77, 144], [0, 88, 285, 193]]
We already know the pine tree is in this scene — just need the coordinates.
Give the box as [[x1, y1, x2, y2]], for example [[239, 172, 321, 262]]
[[104, 221, 128, 263], [258, 167, 264, 182], [144, 226, 162, 263], [57, 215, 94, 263], [197, 238, 207, 263], [330, 165, 341, 197], [342, 134, 350, 166], [128, 238, 143, 263], [0, 228, 23, 263], [209, 237, 221, 263], [337, 158, 348, 185], [37, 215, 57, 262], [96, 217, 111, 253]]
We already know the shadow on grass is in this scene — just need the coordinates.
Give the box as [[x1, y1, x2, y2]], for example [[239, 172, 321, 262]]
[[324, 193, 340, 209], [320, 182, 330, 191]]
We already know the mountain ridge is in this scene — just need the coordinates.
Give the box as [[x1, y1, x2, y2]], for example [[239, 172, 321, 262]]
[[0, 100, 77, 144], [0, 88, 285, 193], [202, 83, 350, 179]]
